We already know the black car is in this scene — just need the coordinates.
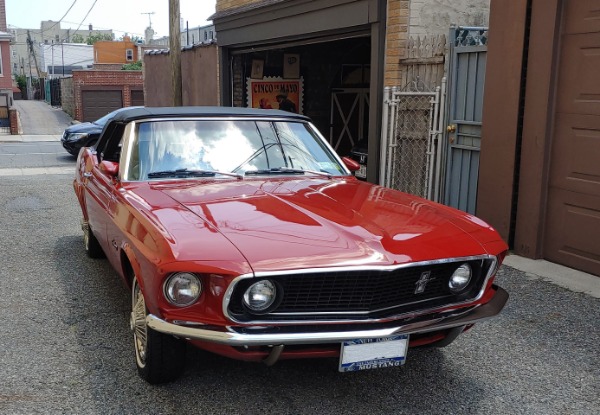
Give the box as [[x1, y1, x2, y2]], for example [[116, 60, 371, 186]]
[[61, 107, 140, 156]]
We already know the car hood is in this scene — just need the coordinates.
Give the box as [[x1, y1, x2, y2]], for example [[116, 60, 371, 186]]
[[149, 178, 503, 273], [65, 122, 102, 135]]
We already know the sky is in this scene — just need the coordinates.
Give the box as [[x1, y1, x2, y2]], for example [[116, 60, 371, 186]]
[[6, 0, 217, 39]]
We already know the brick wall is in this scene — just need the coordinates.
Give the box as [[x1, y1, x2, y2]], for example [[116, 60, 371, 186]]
[[385, 0, 410, 87], [216, 0, 264, 12], [0, 0, 6, 32], [72, 70, 143, 121]]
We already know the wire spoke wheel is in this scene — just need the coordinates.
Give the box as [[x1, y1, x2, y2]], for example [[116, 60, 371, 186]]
[[132, 280, 148, 367], [130, 277, 186, 384]]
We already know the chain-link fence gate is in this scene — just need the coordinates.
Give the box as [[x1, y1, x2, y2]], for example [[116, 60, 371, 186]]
[[379, 78, 446, 202]]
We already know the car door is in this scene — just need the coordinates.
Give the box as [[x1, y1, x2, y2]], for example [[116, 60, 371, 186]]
[[82, 123, 124, 257], [83, 157, 117, 256]]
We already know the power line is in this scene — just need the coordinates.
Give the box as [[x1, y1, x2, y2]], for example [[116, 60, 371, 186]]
[[28, 0, 79, 34], [73, 0, 100, 33]]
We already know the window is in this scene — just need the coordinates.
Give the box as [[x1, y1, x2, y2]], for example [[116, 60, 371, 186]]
[[204, 31, 207, 41], [126, 49, 134, 61], [128, 120, 345, 181]]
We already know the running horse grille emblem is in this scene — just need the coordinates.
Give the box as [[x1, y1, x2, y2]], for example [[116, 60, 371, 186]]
[[414, 271, 434, 294]]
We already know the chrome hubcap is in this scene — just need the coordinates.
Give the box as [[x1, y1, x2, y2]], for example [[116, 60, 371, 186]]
[[83, 226, 89, 251], [132, 281, 148, 367]]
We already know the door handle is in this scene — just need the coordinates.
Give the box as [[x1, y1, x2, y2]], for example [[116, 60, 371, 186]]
[[446, 124, 457, 133]]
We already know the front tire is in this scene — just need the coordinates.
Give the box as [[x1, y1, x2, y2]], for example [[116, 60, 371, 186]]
[[83, 221, 105, 258], [131, 278, 186, 384]]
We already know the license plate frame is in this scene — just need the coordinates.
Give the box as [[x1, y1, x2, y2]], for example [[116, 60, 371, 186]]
[[339, 334, 409, 372], [355, 165, 367, 179]]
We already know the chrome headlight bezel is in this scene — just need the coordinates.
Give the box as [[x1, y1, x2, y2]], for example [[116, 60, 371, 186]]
[[163, 272, 203, 307], [448, 263, 473, 293], [242, 279, 279, 313]]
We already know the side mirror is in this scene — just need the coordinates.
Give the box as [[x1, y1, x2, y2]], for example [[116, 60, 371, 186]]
[[342, 156, 360, 172], [99, 160, 119, 178]]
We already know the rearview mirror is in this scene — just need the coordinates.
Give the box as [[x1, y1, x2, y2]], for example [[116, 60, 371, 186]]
[[342, 157, 360, 172], [99, 160, 119, 177]]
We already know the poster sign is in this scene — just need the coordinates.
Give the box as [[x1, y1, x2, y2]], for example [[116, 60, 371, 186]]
[[247, 77, 304, 114]]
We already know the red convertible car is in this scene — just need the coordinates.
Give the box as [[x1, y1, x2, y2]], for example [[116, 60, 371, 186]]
[[73, 107, 508, 384]]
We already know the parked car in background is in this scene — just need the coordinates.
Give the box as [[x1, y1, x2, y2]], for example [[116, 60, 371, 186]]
[[349, 139, 368, 180], [73, 106, 509, 384], [61, 107, 141, 156]]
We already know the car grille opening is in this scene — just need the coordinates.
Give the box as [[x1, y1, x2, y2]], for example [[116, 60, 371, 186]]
[[227, 258, 493, 322]]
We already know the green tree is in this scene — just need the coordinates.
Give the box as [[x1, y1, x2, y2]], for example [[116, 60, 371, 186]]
[[71, 34, 85, 43], [122, 61, 142, 71], [15, 74, 26, 91], [85, 33, 114, 45]]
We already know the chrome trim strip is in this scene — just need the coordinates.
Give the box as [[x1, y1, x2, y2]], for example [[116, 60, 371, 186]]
[[147, 286, 508, 346], [223, 255, 497, 325]]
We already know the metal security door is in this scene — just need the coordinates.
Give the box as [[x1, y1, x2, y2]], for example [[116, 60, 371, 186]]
[[444, 26, 488, 214]]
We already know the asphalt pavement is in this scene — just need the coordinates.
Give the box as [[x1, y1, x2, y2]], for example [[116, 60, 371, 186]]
[[11, 99, 73, 135], [0, 99, 597, 414]]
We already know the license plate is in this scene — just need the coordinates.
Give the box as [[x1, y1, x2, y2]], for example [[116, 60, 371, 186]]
[[339, 335, 408, 372], [356, 165, 367, 179]]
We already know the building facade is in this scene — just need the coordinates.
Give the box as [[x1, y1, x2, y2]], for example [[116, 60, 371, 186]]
[[211, 0, 490, 182], [41, 43, 94, 77], [479, 0, 600, 277], [9, 21, 112, 78], [93, 37, 138, 65], [0, 0, 12, 101]]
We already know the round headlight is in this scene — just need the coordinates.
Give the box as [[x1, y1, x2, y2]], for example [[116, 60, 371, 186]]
[[164, 272, 202, 307], [243, 280, 277, 312], [449, 263, 472, 293]]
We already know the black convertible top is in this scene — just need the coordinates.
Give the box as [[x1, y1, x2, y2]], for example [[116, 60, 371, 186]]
[[95, 106, 312, 162], [108, 106, 311, 123]]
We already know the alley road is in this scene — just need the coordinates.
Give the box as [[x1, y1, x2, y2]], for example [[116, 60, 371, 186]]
[[12, 99, 72, 135], [0, 102, 598, 414]]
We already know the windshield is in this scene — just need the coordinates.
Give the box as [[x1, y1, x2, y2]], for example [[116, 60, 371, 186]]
[[125, 119, 348, 181]]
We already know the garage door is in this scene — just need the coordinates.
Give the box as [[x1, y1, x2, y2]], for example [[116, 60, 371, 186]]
[[131, 90, 144, 107], [81, 90, 123, 122], [544, 1, 600, 276]]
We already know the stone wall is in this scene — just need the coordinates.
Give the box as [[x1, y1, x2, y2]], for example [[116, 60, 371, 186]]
[[60, 77, 75, 118], [409, 0, 490, 38]]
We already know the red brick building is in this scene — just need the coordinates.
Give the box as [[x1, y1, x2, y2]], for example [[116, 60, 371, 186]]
[[72, 69, 144, 121]]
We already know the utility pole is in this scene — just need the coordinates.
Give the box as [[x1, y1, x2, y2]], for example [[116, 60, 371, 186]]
[[26, 30, 42, 78], [169, 0, 182, 106]]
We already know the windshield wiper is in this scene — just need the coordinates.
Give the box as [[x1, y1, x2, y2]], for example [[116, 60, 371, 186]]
[[148, 168, 243, 179], [245, 167, 332, 178]]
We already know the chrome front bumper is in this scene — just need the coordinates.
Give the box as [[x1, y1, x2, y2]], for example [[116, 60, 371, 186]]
[[147, 286, 508, 346]]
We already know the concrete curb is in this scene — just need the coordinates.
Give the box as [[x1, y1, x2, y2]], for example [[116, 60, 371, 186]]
[[504, 254, 600, 298], [0, 134, 62, 143]]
